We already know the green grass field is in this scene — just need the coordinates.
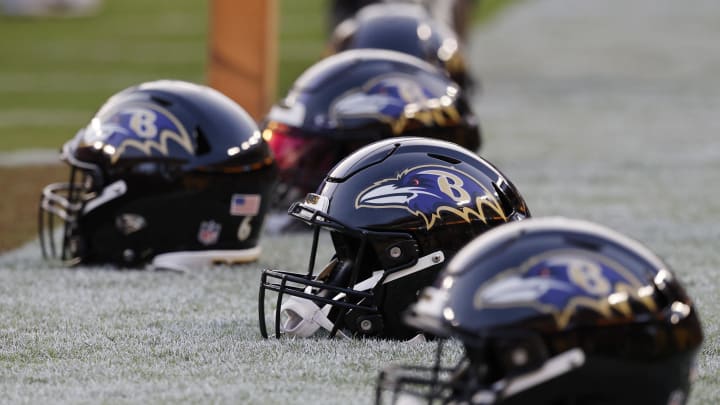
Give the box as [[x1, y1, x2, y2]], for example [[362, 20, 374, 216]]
[[0, 0, 206, 150], [0, 0, 337, 150], [0, 0, 512, 151]]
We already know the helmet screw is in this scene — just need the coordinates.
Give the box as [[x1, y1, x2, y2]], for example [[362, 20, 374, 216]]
[[511, 348, 528, 366], [432, 254, 442, 263], [359, 319, 373, 332], [389, 246, 402, 258], [122, 249, 135, 263]]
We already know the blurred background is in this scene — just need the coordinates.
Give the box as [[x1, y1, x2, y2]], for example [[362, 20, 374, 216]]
[[0, 0, 513, 252]]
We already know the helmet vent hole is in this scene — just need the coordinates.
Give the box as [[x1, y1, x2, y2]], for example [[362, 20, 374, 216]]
[[150, 95, 172, 107], [427, 153, 461, 164], [195, 127, 211, 155], [565, 237, 601, 251]]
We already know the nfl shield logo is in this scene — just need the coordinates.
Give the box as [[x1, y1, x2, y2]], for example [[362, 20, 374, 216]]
[[197, 220, 221, 246]]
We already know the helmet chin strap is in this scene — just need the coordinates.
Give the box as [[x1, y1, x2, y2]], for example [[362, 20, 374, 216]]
[[280, 289, 350, 339], [279, 250, 445, 339], [279, 269, 385, 338], [279, 269, 386, 338], [467, 348, 586, 404]]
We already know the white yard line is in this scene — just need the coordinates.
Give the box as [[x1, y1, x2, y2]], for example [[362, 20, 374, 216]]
[[0, 148, 59, 166]]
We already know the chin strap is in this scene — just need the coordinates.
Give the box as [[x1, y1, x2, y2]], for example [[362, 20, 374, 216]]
[[406, 334, 427, 344], [279, 270, 387, 339], [280, 289, 350, 339], [151, 247, 262, 272], [499, 348, 585, 397], [279, 251, 446, 339], [466, 348, 586, 404], [393, 393, 428, 405]]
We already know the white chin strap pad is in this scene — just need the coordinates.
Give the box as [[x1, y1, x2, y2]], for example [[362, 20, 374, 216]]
[[280, 295, 340, 338], [151, 247, 261, 272], [278, 251, 445, 339]]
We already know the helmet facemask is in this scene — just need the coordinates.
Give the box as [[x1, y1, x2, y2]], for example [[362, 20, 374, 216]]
[[39, 140, 107, 265], [259, 194, 432, 339]]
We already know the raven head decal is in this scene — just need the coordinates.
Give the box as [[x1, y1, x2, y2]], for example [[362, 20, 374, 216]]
[[81, 102, 194, 164], [330, 75, 461, 135], [473, 250, 658, 329], [354, 164, 507, 229]]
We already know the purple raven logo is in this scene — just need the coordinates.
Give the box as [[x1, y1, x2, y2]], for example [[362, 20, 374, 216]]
[[473, 250, 657, 329], [355, 164, 507, 229], [329, 75, 461, 134], [81, 102, 194, 164]]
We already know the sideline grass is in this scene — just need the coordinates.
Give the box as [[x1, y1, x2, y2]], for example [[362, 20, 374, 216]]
[[0, 0, 207, 150], [0, 0, 327, 151], [0, 165, 64, 251], [0, 0, 515, 151]]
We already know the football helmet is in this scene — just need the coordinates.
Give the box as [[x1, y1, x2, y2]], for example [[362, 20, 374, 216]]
[[328, 2, 473, 89], [328, 0, 378, 31], [258, 136, 530, 340], [39, 80, 277, 270], [264, 48, 481, 211], [376, 217, 704, 404], [328, 0, 477, 45]]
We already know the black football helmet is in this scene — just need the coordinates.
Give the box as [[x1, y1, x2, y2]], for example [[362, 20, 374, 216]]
[[328, 2, 473, 89], [328, 0, 477, 45], [39, 80, 277, 270], [264, 48, 481, 210], [258, 137, 530, 340], [328, 0, 378, 31], [376, 217, 704, 405]]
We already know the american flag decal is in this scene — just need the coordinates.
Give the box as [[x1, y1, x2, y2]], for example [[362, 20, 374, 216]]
[[230, 194, 261, 216]]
